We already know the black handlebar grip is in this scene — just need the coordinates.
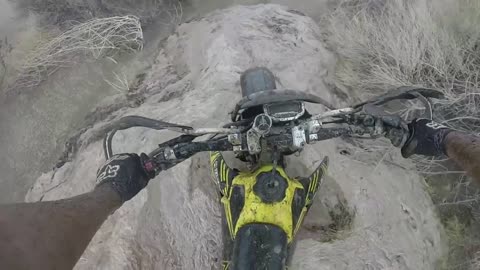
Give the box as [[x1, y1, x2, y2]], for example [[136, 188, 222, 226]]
[[315, 128, 353, 141]]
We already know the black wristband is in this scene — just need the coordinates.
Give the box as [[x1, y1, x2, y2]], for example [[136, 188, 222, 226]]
[[435, 129, 453, 156]]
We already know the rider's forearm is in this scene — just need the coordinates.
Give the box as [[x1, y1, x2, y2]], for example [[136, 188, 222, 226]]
[[445, 131, 480, 184], [0, 185, 122, 270]]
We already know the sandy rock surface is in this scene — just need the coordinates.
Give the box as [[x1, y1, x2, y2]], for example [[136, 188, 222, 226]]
[[26, 5, 444, 269]]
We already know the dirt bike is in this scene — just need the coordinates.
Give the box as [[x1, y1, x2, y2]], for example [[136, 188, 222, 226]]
[[102, 67, 444, 270]]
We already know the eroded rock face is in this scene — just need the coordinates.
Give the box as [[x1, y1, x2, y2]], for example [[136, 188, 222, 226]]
[[26, 4, 444, 269]]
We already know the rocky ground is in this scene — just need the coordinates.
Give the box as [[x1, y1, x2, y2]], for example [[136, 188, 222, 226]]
[[22, 5, 445, 269]]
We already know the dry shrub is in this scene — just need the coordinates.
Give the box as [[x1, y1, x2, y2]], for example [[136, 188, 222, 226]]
[[325, 0, 480, 134], [5, 0, 183, 94], [324, 1, 480, 268], [9, 16, 143, 90], [10, 0, 182, 26], [99, 0, 183, 26]]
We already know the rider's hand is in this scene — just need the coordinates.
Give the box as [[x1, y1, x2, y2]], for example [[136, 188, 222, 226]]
[[401, 118, 452, 158], [95, 153, 153, 202]]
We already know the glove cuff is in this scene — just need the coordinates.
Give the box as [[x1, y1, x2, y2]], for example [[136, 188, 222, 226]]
[[96, 180, 127, 202], [435, 129, 453, 156]]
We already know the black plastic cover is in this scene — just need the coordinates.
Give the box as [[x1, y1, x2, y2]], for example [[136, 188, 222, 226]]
[[231, 224, 288, 270], [232, 89, 334, 121]]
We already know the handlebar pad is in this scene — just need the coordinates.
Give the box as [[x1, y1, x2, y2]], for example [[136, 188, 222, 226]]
[[314, 127, 354, 141], [150, 139, 234, 164], [173, 140, 234, 160]]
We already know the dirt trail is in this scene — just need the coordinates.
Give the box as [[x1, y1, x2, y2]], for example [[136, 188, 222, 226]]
[[0, 0, 330, 203], [25, 5, 444, 269]]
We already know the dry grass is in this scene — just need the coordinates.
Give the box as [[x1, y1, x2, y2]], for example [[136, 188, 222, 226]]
[[9, 16, 143, 90], [325, 0, 480, 134], [437, 216, 468, 270], [104, 69, 131, 93], [324, 0, 480, 268], [10, 0, 180, 26], [324, 0, 480, 200], [6, 0, 184, 93], [0, 37, 13, 89]]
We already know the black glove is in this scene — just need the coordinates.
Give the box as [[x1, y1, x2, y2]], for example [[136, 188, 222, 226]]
[[401, 118, 452, 158], [96, 153, 153, 202]]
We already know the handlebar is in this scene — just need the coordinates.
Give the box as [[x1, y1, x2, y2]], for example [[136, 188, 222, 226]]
[[101, 86, 443, 177], [141, 123, 404, 176], [152, 139, 234, 161], [102, 116, 410, 178], [142, 138, 233, 175]]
